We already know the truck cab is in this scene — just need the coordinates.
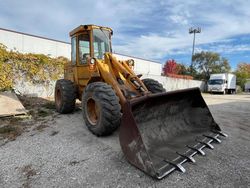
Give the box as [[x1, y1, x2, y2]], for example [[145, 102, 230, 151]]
[[208, 73, 236, 94]]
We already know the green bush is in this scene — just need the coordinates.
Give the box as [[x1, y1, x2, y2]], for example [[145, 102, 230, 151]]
[[0, 43, 69, 91]]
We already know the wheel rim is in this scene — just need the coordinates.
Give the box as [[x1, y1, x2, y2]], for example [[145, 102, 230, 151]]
[[86, 98, 100, 126], [56, 89, 62, 109]]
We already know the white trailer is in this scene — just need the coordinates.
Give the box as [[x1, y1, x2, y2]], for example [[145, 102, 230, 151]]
[[245, 79, 250, 92], [208, 73, 236, 94]]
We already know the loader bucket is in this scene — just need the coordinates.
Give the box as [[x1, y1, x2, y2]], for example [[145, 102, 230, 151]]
[[119, 87, 227, 179]]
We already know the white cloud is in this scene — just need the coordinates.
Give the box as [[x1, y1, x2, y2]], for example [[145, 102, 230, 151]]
[[114, 1, 250, 61], [169, 15, 189, 25], [1, 0, 250, 62], [203, 44, 250, 54]]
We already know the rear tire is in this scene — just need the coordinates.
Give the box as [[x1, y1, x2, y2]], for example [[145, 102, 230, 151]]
[[55, 79, 76, 113], [82, 82, 121, 136], [142, 78, 166, 93]]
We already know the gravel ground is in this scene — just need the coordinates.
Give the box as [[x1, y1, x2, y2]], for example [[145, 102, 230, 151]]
[[0, 93, 250, 188]]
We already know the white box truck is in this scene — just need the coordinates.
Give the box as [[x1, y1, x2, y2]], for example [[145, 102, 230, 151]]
[[208, 73, 236, 94], [245, 79, 250, 92]]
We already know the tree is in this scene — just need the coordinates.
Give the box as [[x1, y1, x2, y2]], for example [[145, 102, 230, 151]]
[[162, 59, 192, 76], [163, 59, 179, 75], [176, 63, 189, 75], [235, 63, 250, 89], [192, 51, 231, 81]]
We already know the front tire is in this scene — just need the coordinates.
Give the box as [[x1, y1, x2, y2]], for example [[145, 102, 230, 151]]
[[142, 78, 166, 93], [82, 82, 121, 136], [55, 79, 76, 113]]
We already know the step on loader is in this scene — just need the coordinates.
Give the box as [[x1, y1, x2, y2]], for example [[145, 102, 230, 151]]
[[55, 25, 227, 179]]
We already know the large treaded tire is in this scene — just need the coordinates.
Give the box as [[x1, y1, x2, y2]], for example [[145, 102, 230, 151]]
[[55, 79, 76, 114], [142, 78, 166, 93], [82, 82, 121, 136]]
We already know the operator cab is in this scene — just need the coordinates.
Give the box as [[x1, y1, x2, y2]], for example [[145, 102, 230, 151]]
[[70, 25, 113, 65]]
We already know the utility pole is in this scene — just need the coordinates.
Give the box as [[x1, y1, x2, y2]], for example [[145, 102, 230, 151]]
[[189, 27, 201, 74]]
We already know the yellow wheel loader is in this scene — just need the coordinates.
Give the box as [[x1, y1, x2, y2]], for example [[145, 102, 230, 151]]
[[55, 25, 227, 179]]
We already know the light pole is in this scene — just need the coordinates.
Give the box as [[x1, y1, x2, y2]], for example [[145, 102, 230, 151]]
[[189, 27, 201, 73]]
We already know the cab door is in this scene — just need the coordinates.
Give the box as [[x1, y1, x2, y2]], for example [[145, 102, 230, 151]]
[[64, 36, 77, 82], [76, 32, 92, 93]]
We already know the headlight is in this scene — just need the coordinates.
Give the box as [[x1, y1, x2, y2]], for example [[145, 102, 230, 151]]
[[128, 59, 134, 66], [90, 58, 95, 64]]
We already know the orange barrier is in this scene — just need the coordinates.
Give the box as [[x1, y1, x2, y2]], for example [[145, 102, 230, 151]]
[[166, 73, 193, 80]]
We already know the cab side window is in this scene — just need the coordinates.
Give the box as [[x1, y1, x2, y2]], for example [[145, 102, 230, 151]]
[[79, 34, 90, 64], [71, 37, 76, 65]]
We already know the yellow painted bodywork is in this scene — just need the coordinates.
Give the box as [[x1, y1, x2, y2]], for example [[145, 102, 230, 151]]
[[64, 25, 149, 106]]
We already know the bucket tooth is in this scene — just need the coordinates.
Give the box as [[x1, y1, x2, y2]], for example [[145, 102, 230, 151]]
[[187, 145, 205, 156], [176, 152, 196, 163], [212, 131, 228, 137], [196, 139, 214, 149], [163, 160, 186, 173], [203, 134, 221, 143]]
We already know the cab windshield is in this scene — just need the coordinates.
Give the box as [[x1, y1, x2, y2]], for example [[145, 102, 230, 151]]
[[93, 29, 111, 59], [208, 79, 224, 85]]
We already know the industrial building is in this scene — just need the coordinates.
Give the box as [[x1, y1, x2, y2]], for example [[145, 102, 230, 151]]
[[0, 27, 204, 97], [0, 28, 71, 59], [0, 27, 162, 76]]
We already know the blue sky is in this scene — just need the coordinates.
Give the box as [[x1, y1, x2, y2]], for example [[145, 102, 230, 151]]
[[0, 0, 250, 69]]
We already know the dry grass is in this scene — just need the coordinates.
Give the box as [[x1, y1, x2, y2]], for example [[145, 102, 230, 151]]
[[41, 101, 55, 109], [50, 130, 59, 136], [0, 125, 23, 140], [35, 124, 49, 132], [0, 117, 25, 141], [21, 164, 37, 188], [0, 96, 57, 143], [18, 95, 56, 117]]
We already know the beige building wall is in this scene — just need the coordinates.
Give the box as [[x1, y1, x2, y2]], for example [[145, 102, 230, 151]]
[[0, 28, 162, 75], [113, 53, 162, 76], [0, 28, 71, 58]]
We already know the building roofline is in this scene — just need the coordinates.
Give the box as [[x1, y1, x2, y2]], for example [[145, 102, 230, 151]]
[[0, 27, 70, 44], [113, 52, 161, 64], [0, 27, 162, 64]]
